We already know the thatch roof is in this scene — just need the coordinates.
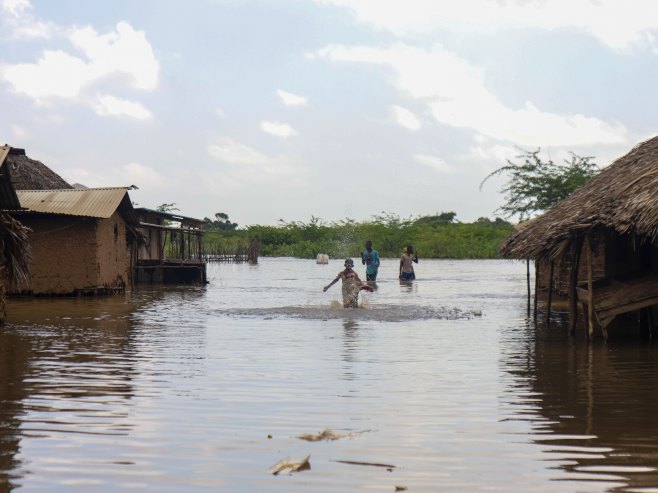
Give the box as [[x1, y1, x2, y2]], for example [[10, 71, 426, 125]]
[[3, 147, 72, 190], [500, 135, 658, 260]]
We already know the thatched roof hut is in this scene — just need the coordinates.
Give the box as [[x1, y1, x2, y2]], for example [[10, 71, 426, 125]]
[[501, 135, 658, 261], [501, 136, 658, 339], [2, 146, 72, 190]]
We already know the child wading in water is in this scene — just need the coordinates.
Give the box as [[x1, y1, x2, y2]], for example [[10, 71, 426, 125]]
[[323, 258, 373, 308]]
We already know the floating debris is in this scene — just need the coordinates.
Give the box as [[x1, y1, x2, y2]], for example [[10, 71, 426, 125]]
[[333, 459, 396, 471], [269, 454, 311, 475], [297, 428, 372, 442], [395, 487, 408, 492]]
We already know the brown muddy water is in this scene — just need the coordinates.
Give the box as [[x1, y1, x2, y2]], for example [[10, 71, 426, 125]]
[[2, 258, 658, 492]]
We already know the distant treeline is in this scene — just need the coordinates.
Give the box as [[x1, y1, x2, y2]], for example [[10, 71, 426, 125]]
[[202, 212, 515, 259]]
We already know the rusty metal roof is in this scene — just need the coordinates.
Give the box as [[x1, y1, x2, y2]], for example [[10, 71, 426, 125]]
[[16, 188, 137, 223]]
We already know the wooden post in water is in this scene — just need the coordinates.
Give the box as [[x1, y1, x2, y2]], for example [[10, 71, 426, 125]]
[[533, 260, 539, 321], [586, 236, 595, 340], [526, 259, 531, 316], [546, 260, 555, 323], [569, 239, 582, 335]]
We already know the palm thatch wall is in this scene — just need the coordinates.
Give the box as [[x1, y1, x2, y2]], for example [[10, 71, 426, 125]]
[[501, 136, 658, 261], [0, 211, 31, 321]]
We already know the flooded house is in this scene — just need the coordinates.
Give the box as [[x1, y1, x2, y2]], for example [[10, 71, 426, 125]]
[[0, 145, 140, 295], [501, 136, 658, 340], [134, 207, 206, 284]]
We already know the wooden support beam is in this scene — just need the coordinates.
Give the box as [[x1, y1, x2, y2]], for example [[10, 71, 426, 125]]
[[527, 258, 531, 317], [586, 236, 595, 340], [546, 260, 555, 323], [569, 239, 582, 335], [534, 260, 539, 321]]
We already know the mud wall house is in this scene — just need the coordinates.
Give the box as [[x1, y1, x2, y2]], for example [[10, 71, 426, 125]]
[[500, 136, 658, 339], [11, 188, 139, 295], [134, 208, 206, 284]]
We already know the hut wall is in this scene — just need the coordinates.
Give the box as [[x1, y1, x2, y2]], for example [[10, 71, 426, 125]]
[[536, 235, 606, 297], [95, 211, 131, 290], [12, 213, 132, 295], [15, 216, 98, 295]]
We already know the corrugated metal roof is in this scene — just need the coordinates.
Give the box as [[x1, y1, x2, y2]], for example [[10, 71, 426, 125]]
[[17, 188, 131, 218]]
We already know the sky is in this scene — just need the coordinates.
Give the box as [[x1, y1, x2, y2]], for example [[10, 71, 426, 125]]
[[1, 0, 657, 226]]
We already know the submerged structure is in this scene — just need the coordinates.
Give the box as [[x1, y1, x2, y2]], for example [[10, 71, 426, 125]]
[[501, 136, 658, 339], [134, 208, 206, 284], [12, 187, 139, 295], [0, 145, 206, 296]]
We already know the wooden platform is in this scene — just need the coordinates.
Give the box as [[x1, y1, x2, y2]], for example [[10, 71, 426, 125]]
[[135, 260, 207, 284], [576, 276, 658, 334]]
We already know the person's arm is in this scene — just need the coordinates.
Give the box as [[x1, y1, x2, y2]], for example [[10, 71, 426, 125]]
[[361, 252, 366, 265], [412, 252, 418, 264], [399, 257, 404, 278], [324, 274, 341, 291], [375, 251, 380, 268]]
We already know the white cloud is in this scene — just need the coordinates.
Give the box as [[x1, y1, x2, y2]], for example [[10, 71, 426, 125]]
[[91, 94, 153, 120], [10, 124, 30, 140], [414, 153, 454, 174], [391, 105, 420, 130], [277, 89, 308, 107], [318, 43, 627, 147], [2, 20, 159, 115], [215, 107, 226, 118], [260, 120, 298, 138], [3, 0, 28, 16], [207, 137, 308, 187], [1, 0, 54, 39], [121, 162, 168, 188], [320, 0, 658, 52]]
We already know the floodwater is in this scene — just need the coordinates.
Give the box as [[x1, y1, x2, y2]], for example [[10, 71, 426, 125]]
[[3, 259, 658, 492]]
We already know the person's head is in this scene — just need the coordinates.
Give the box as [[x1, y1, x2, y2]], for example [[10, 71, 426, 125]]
[[365, 240, 372, 251], [344, 258, 354, 269], [402, 247, 408, 254], [407, 245, 414, 254]]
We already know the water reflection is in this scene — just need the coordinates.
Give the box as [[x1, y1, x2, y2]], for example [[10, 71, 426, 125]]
[[501, 313, 658, 491], [0, 287, 215, 492]]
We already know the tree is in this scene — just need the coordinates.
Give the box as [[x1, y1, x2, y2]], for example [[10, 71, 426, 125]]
[[203, 212, 238, 231], [156, 203, 179, 213], [480, 148, 598, 220]]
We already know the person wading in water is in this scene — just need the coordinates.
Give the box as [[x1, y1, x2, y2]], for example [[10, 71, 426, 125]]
[[323, 258, 373, 308], [361, 240, 380, 282], [399, 245, 419, 281]]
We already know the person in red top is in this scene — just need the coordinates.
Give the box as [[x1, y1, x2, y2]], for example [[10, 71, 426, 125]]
[[323, 258, 373, 308]]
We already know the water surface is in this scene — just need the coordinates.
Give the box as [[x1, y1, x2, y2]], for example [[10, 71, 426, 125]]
[[2, 258, 658, 492]]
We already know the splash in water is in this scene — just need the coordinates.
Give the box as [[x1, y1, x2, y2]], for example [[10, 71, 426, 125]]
[[214, 303, 482, 323]]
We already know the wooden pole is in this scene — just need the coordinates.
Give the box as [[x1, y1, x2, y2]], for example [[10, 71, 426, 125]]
[[569, 239, 582, 335], [534, 260, 539, 321], [527, 258, 531, 317], [546, 259, 555, 323], [587, 239, 594, 339]]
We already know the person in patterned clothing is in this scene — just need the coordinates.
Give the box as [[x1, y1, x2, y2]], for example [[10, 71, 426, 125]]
[[323, 258, 372, 308]]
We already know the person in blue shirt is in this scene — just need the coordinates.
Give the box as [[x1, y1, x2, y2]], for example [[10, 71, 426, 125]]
[[361, 240, 380, 281]]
